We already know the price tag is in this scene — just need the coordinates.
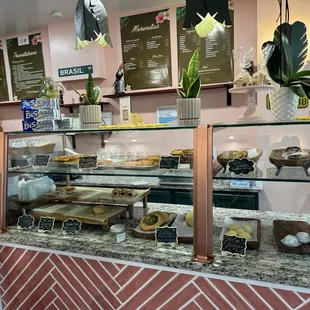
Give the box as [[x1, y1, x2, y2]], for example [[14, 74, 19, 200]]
[[159, 156, 180, 171], [228, 158, 254, 176], [221, 235, 247, 257], [17, 214, 35, 230], [61, 218, 82, 235], [38, 216, 55, 233], [155, 226, 178, 248], [33, 154, 50, 167], [78, 156, 98, 169]]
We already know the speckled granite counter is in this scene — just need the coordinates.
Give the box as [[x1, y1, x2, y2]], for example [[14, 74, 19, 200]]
[[1, 204, 307, 288]]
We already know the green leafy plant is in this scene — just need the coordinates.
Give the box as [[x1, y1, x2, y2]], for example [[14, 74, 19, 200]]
[[73, 71, 102, 105], [262, 21, 310, 98], [177, 50, 201, 99]]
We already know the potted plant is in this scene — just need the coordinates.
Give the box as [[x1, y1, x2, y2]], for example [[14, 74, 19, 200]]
[[73, 72, 102, 128], [262, 22, 310, 121], [177, 50, 201, 125]]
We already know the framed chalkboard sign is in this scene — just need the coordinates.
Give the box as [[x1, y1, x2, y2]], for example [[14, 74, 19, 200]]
[[159, 156, 180, 171], [38, 216, 55, 233], [221, 235, 247, 256], [155, 226, 178, 247], [228, 158, 255, 176], [17, 214, 35, 230], [78, 156, 98, 169], [33, 154, 50, 167], [61, 218, 82, 235]]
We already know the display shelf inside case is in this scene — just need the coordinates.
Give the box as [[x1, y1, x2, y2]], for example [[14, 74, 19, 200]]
[[213, 120, 310, 129]]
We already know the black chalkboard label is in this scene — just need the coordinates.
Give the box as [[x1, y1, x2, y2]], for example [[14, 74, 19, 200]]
[[228, 158, 254, 175], [61, 218, 82, 235], [159, 156, 180, 171], [17, 214, 35, 230], [38, 216, 55, 233], [78, 156, 98, 169], [155, 226, 178, 245], [221, 235, 247, 256], [33, 154, 50, 167]]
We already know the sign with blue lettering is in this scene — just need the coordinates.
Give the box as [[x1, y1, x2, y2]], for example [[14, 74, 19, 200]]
[[58, 65, 93, 77]]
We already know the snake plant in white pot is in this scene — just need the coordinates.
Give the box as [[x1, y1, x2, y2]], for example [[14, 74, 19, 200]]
[[73, 72, 102, 128], [177, 50, 201, 125], [262, 21, 310, 121]]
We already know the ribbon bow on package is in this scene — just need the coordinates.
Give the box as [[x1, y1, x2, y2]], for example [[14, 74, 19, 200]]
[[75, 0, 113, 50]]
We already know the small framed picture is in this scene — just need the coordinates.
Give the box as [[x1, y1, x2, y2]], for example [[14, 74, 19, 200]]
[[102, 112, 113, 125], [157, 105, 177, 124]]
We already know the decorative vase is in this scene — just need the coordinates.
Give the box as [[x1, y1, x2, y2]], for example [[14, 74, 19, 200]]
[[270, 87, 299, 121], [176, 98, 201, 125], [79, 105, 102, 129]]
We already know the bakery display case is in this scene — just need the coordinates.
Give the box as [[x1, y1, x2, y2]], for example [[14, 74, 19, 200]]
[[1, 125, 212, 261]]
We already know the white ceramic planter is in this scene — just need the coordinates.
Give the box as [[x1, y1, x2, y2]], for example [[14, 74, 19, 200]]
[[270, 87, 299, 121], [176, 98, 201, 125], [79, 105, 102, 128]]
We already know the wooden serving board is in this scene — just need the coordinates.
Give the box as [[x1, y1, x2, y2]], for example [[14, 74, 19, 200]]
[[273, 220, 310, 254], [43, 187, 150, 205], [30, 203, 127, 227]]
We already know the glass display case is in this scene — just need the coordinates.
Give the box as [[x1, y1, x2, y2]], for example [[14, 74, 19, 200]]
[[1, 125, 212, 261]]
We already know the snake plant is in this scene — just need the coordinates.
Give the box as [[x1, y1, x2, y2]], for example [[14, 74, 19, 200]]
[[177, 50, 201, 99], [73, 71, 102, 105], [262, 21, 310, 98]]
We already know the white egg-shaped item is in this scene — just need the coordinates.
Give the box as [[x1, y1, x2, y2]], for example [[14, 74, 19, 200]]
[[281, 235, 301, 247], [296, 232, 310, 245]]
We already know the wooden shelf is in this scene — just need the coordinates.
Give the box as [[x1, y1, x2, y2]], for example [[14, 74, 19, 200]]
[[102, 82, 234, 99], [60, 102, 109, 108]]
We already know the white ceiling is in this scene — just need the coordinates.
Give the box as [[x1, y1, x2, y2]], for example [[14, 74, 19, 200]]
[[0, 0, 182, 37]]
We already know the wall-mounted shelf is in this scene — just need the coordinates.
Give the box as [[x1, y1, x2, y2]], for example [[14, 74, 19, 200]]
[[102, 82, 234, 106]]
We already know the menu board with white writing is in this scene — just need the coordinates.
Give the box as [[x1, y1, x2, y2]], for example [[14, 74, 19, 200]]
[[177, 6, 234, 84], [7, 33, 45, 99], [120, 10, 172, 90], [0, 41, 9, 101]]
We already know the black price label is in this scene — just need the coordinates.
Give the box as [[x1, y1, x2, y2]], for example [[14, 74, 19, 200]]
[[159, 156, 180, 171], [33, 154, 50, 167], [155, 227, 178, 245], [78, 156, 98, 169], [221, 235, 247, 256], [38, 216, 55, 233], [17, 214, 35, 230], [228, 158, 254, 175], [61, 218, 82, 235]]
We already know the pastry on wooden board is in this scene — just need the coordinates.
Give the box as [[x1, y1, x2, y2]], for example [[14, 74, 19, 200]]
[[139, 211, 170, 231], [185, 212, 193, 227], [92, 206, 105, 215], [126, 189, 137, 198], [112, 188, 121, 197]]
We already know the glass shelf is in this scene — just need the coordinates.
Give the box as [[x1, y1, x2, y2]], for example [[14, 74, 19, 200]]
[[7, 125, 197, 136], [8, 166, 194, 178], [213, 120, 310, 129]]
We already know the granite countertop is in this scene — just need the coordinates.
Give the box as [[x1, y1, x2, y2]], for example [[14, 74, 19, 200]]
[[1, 203, 309, 288]]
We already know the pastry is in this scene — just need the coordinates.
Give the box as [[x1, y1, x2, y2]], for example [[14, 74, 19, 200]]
[[53, 154, 80, 163], [120, 188, 127, 196], [234, 227, 245, 235], [238, 232, 252, 240], [282, 146, 309, 159], [252, 71, 271, 86], [171, 149, 184, 156], [58, 186, 76, 194], [225, 230, 237, 236], [234, 72, 252, 87], [185, 212, 193, 227], [126, 189, 137, 198], [98, 159, 113, 166], [139, 212, 166, 231], [92, 206, 105, 215], [228, 150, 248, 159], [183, 149, 194, 155], [229, 224, 239, 230], [146, 155, 161, 162], [112, 188, 121, 197], [241, 225, 253, 234]]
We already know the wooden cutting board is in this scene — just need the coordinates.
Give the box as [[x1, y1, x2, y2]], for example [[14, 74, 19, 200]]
[[30, 203, 127, 226], [43, 187, 150, 205]]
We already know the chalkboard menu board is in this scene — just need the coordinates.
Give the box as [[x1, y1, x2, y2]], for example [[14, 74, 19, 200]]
[[33, 154, 50, 167], [176, 5, 234, 84], [7, 33, 45, 100], [120, 10, 172, 90], [0, 41, 9, 101]]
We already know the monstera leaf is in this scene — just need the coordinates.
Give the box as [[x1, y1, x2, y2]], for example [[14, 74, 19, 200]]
[[276, 22, 308, 74]]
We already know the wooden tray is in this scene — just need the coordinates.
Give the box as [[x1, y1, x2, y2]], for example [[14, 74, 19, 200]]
[[30, 203, 127, 230], [225, 217, 262, 250], [269, 149, 310, 176], [217, 149, 263, 174], [273, 220, 310, 254], [9, 143, 56, 156], [43, 187, 150, 205]]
